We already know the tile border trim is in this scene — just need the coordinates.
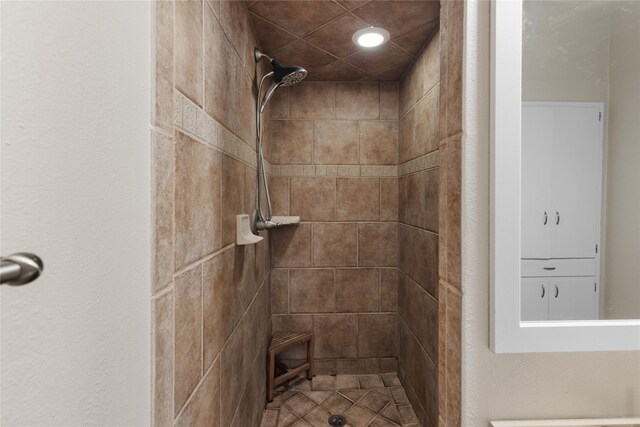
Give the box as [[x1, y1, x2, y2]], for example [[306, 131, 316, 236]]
[[398, 150, 439, 176], [174, 90, 418, 179], [174, 89, 258, 169], [266, 163, 398, 178]]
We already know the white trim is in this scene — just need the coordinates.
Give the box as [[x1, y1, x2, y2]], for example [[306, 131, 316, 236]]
[[489, 0, 640, 353], [491, 419, 640, 427]]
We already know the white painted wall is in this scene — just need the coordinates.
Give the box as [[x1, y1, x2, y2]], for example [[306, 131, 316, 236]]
[[602, 2, 640, 320], [462, 1, 640, 425], [1, 2, 150, 425], [522, 1, 611, 103]]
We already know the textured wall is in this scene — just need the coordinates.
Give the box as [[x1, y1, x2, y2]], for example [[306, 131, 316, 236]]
[[601, 2, 640, 319], [1, 2, 150, 425], [151, 1, 271, 426], [267, 81, 401, 375], [462, 0, 640, 425]]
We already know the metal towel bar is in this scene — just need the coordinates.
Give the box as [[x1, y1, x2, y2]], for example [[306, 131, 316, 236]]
[[0, 253, 44, 286]]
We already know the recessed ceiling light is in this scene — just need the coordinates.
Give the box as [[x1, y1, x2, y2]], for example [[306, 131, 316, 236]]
[[352, 26, 390, 48]]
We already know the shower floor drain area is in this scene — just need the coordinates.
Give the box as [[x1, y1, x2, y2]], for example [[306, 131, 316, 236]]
[[328, 415, 346, 426], [262, 374, 423, 427]]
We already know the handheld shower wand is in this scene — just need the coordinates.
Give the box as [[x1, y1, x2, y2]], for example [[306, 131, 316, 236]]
[[254, 48, 307, 231]]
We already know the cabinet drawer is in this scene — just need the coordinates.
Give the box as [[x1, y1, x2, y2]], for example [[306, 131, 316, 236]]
[[521, 259, 596, 277]]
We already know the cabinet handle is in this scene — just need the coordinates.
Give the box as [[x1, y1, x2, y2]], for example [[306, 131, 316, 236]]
[[543, 267, 556, 271], [555, 284, 559, 298], [544, 211, 548, 225], [555, 211, 560, 225], [541, 284, 545, 298]]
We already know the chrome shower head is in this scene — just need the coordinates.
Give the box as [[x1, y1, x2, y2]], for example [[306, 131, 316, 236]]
[[254, 47, 307, 87], [255, 47, 307, 112]]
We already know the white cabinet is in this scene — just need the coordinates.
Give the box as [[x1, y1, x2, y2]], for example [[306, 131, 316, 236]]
[[521, 102, 603, 321], [521, 278, 549, 321], [521, 106, 554, 258], [548, 277, 598, 320], [521, 276, 599, 321], [521, 103, 603, 259]]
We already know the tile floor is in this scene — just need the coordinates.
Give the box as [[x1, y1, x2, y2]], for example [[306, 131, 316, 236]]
[[261, 374, 421, 427]]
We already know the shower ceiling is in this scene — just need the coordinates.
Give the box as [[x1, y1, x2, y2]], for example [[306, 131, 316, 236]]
[[248, 0, 440, 81]]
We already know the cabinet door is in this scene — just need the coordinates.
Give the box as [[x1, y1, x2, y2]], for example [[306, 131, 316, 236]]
[[548, 277, 598, 320], [521, 106, 554, 258], [521, 278, 549, 321], [549, 106, 602, 258]]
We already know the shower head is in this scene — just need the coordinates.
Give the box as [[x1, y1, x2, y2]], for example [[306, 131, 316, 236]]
[[271, 61, 307, 87], [255, 48, 307, 112], [255, 48, 308, 86]]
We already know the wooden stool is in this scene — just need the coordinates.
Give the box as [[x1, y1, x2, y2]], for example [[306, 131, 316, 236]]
[[267, 331, 314, 402]]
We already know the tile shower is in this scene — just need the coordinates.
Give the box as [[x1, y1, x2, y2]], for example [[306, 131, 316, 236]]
[[150, 1, 463, 426]]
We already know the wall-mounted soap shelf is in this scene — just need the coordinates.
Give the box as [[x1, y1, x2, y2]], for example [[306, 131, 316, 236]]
[[270, 216, 300, 226], [252, 210, 301, 233]]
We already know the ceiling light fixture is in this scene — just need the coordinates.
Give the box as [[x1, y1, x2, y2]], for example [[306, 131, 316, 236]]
[[352, 26, 390, 48]]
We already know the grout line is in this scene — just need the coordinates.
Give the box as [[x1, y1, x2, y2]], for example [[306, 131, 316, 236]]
[[355, 222, 360, 267], [151, 282, 174, 300], [399, 81, 441, 122], [175, 119, 259, 172], [215, 2, 256, 85], [311, 119, 315, 165], [171, 243, 235, 280], [398, 221, 439, 237], [333, 177, 337, 221], [333, 269, 337, 314], [310, 223, 314, 267], [287, 269, 291, 314], [398, 309, 437, 370], [287, 176, 291, 216], [441, 277, 462, 298], [153, 126, 174, 139], [400, 348, 435, 426], [170, 2, 176, 422], [378, 178, 382, 220], [201, 0, 206, 114], [172, 278, 177, 421], [200, 263, 205, 378], [356, 119, 360, 164], [378, 269, 382, 312]]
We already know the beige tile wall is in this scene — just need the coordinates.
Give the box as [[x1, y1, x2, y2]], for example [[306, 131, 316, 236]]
[[267, 81, 400, 375], [150, 1, 462, 425], [438, 2, 464, 427], [151, 1, 271, 426], [397, 2, 464, 427], [397, 26, 442, 427]]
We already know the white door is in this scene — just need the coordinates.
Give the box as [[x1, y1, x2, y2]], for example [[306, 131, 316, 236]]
[[548, 277, 598, 320], [521, 105, 554, 258], [521, 278, 549, 321], [550, 105, 603, 258], [1, 2, 150, 424]]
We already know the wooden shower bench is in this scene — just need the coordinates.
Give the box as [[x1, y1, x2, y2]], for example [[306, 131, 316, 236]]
[[267, 331, 314, 402]]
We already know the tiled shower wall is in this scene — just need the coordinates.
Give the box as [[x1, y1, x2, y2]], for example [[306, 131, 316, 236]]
[[397, 2, 463, 427], [437, 2, 463, 427], [151, 2, 271, 426], [266, 82, 401, 375], [397, 28, 441, 427]]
